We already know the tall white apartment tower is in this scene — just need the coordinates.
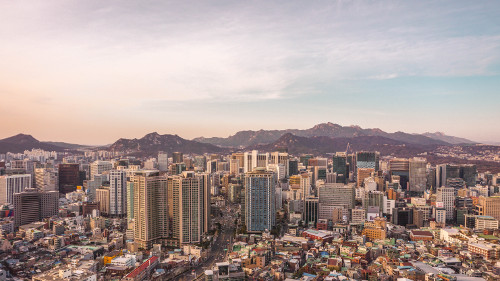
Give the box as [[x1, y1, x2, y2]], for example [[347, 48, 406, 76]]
[[109, 170, 127, 217]]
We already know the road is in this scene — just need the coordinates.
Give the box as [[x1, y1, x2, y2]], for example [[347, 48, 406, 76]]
[[171, 204, 236, 281]]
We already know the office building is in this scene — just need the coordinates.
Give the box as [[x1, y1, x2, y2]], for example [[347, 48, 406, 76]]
[[158, 152, 169, 172], [460, 164, 477, 187], [437, 187, 455, 221], [90, 161, 113, 179], [244, 169, 276, 232], [357, 168, 374, 187], [356, 151, 380, 171], [392, 208, 413, 226], [34, 168, 58, 192], [58, 163, 80, 194], [172, 152, 183, 164], [409, 157, 427, 193], [477, 196, 500, 221], [303, 197, 318, 226], [96, 187, 110, 215], [436, 164, 459, 188], [14, 188, 59, 227], [0, 174, 32, 205], [332, 152, 348, 184]]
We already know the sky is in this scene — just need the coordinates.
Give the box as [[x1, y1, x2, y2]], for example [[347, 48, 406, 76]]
[[0, 0, 499, 145]]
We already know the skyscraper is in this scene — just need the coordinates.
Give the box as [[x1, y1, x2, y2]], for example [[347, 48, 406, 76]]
[[169, 172, 205, 244], [90, 161, 113, 179], [437, 187, 455, 221], [172, 152, 183, 164], [109, 170, 127, 217], [158, 152, 169, 172], [436, 164, 459, 188], [459, 164, 477, 187], [14, 188, 59, 227], [0, 174, 32, 205], [332, 153, 348, 184], [244, 169, 276, 233], [34, 168, 59, 192], [58, 163, 79, 194], [409, 157, 427, 193], [477, 196, 500, 221], [356, 151, 380, 171], [133, 170, 169, 249]]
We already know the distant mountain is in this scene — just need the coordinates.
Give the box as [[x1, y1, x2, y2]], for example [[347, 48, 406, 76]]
[[248, 133, 437, 157], [194, 122, 453, 147], [43, 141, 92, 150], [0, 134, 64, 153], [107, 132, 229, 156], [422, 132, 475, 144]]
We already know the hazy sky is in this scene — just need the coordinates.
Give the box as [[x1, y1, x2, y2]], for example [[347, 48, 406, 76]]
[[1, 0, 499, 144]]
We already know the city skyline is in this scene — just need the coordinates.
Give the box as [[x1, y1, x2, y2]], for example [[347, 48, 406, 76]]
[[1, 1, 499, 144]]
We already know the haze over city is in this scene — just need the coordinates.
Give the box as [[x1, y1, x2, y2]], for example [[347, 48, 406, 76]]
[[1, 0, 500, 144]]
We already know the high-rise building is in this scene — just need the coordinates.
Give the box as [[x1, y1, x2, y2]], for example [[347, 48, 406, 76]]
[[477, 196, 500, 221], [172, 152, 183, 164], [0, 174, 32, 204], [90, 161, 113, 179], [96, 187, 110, 215], [197, 173, 211, 234], [133, 170, 168, 249], [409, 158, 427, 193], [109, 170, 127, 217], [14, 188, 59, 227], [460, 164, 477, 187], [317, 183, 355, 212], [332, 153, 348, 184], [58, 163, 79, 194], [288, 159, 299, 176], [169, 172, 205, 244], [356, 151, 380, 171], [158, 152, 169, 172], [437, 187, 455, 221], [357, 168, 374, 187], [363, 191, 384, 216], [389, 158, 409, 190], [127, 181, 134, 221], [436, 164, 459, 188], [392, 208, 413, 226], [303, 197, 318, 227], [244, 169, 276, 232], [34, 168, 59, 192]]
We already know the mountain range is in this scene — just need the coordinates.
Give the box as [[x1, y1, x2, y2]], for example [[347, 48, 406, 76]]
[[107, 132, 227, 155], [0, 123, 477, 156], [0, 134, 88, 154], [194, 122, 475, 147]]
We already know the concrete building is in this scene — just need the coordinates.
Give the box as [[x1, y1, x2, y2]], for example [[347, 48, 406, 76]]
[[244, 168, 276, 232], [169, 171, 209, 244], [90, 161, 112, 179], [34, 168, 59, 192], [95, 187, 110, 215], [157, 151, 169, 172], [409, 157, 427, 193], [13, 188, 59, 227], [109, 170, 127, 217], [436, 187, 455, 221], [134, 171, 168, 249], [477, 196, 500, 221], [0, 174, 32, 204]]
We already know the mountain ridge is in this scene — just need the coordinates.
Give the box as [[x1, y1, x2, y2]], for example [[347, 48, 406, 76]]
[[193, 122, 475, 147]]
